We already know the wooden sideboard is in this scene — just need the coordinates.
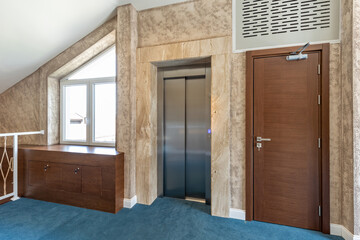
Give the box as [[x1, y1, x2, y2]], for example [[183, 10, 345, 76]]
[[20, 145, 124, 213]]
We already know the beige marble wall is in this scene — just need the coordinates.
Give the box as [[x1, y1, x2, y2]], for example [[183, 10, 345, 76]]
[[341, 0, 355, 233], [230, 53, 246, 210], [0, 71, 42, 145], [116, 4, 138, 199], [47, 77, 60, 145], [329, 43, 342, 224], [137, 0, 231, 47], [211, 53, 231, 216], [135, 62, 157, 204], [353, 0, 360, 235], [136, 36, 232, 217]]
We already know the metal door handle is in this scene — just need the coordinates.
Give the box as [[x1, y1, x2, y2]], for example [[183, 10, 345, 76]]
[[44, 164, 50, 172], [256, 137, 271, 142], [74, 168, 80, 174]]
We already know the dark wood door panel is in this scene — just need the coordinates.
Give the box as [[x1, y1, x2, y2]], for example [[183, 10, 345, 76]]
[[45, 163, 62, 190], [61, 164, 82, 193], [101, 167, 115, 200], [82, 166, 102, 196], [253, 52, 321, 230], [28, 160, 46, 187]]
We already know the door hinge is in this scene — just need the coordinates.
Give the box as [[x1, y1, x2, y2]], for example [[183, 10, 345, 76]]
[[318, 138, 321, 148], [319, 206, 322, 216], [318, 64, 321, 75], [318, 95, 321, 105]]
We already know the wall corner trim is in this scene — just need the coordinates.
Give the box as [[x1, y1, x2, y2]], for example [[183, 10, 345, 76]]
[[229, 208, 246, 221], [123, 195, 137, 208], [330, 224, 356, 240]]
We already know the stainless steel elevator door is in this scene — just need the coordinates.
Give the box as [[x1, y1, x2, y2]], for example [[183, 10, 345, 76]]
[[163, 75, 209, 200], [186, 78, 206, 198], [164, 78, 186, 198]]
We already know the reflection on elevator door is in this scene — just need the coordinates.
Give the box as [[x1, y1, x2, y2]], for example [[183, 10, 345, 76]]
[[163, 73, 211, 203]]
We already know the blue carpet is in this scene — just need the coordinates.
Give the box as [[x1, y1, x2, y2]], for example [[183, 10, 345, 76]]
[[0, 197, 343, 240]]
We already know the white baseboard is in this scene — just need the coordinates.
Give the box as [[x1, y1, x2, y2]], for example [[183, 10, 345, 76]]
[[229, 208, 246, 220], [343, 227, 355, 240], [330, 224, 358, 240], [123, 195, 137, 208], [330, 224, 343, 236], [229, 214, 357, 239]]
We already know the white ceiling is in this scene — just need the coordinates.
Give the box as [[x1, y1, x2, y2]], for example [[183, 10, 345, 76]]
[[0, 0, 187, 94]]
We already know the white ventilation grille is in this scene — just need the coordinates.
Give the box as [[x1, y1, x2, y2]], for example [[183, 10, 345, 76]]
[[233, 0, 340, 52]]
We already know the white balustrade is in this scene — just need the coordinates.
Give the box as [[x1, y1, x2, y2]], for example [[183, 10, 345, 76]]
[[0, 130, 44, 201]]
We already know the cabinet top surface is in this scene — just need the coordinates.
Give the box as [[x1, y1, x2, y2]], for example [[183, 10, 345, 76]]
[[19, 144, 122, 156]]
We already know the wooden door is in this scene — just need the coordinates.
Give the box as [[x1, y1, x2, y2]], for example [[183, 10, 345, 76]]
[[253, 52, 321, 230], [45, 163, 62, 190], [61, 164, 82, 193], [28, 160, 46, 186], [82, 166, 102, 196]]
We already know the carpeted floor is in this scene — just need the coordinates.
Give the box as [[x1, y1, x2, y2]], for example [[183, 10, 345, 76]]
[[0, 197, 343, 240]]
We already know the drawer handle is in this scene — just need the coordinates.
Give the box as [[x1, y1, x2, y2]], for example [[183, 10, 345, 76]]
[[44, 164, 50, 172], [74, 168, 80, 174]]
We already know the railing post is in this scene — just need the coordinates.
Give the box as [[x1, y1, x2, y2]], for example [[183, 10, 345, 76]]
[[11, 135, 19, 201]]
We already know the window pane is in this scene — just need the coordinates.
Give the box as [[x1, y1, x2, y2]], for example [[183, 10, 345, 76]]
[[64, 85, 87, 141], [94, 83, 116, 143], [68, 46, 116, 80]]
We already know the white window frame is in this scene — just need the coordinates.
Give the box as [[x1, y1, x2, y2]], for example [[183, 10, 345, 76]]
[[60, 77, 116, 147]]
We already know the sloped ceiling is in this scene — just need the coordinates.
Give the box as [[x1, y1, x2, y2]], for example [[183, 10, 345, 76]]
[[0, 0, 187, 94]]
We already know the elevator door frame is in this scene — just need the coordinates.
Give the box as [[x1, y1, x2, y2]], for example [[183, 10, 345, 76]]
[[157, 64, 211, 204], [245, 44, 330, 233]]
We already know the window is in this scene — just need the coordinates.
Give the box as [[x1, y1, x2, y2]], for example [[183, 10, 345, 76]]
[[60, 46, 116, 146]]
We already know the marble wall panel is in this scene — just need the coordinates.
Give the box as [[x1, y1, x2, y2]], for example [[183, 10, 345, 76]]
[[117, 4, 138, 199], [50, 31, 116, 80], [135, 62, 157, 204], [138, 37, 231, 63], [47, 77, 60, 145], [0, 71, 41, 145], [149, 64, 158, 201], [341, 0, 354, 233], [329, 44, 343, 225], [137, 0, 232, 48], [230, 52, 246, 210], [211, 53, 231, 217], [353, 0, 360, 235]]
